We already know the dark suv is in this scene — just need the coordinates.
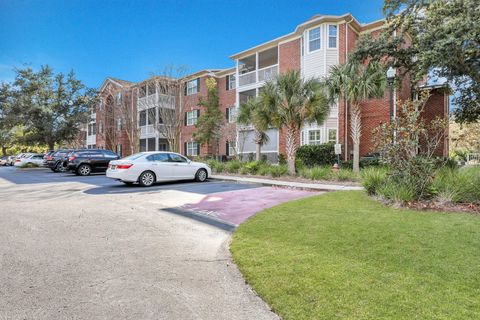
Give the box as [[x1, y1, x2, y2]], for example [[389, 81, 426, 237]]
[[45, 149, 73, 172], [66, 149, 120, 176]]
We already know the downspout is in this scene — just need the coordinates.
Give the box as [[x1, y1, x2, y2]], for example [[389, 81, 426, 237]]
[[344, 18, 353, 161]]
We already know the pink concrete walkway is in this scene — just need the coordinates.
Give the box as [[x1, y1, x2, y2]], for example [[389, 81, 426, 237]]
[[179, 186, 319, 226]]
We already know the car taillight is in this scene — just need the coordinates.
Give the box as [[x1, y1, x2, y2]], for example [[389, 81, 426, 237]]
[[116, 164, 133, 169], [15, 159, 21, 162]]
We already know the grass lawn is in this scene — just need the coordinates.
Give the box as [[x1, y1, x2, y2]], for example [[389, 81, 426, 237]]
[[230, 191, 480, 320]]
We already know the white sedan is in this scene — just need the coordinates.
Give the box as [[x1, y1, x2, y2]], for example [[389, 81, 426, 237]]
[[14, 153, 45, 167], [106, 152, 212, 187]]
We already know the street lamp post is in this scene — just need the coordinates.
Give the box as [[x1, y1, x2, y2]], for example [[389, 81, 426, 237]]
[[386, 67, 396, 143]]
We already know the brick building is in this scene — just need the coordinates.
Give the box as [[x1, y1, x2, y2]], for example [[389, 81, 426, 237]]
[[87, 13, 449, 160]]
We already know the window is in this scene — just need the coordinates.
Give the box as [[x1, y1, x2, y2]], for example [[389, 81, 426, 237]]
[[99, 123, 104, 134], [88, 123, 96, 136], [186, 78, 199, 95], [147, 108, 155, 125], [147, 82, 156, 96], [146, 153, 169, 162], [116, 144, 123, 157], [139, 110, 147, 126], [309, 130, 321, 145], [227, 74, 236, 90], [99, 100, 104, 111], [139, 139, 147, 152], [186, 141, 199, 156], [116, 118, 123, 131], [139, 85, 147, 98], [309, 27, 321, 52], [226, 107, 237, 123], [328, 128, 337, 143], [328, 25, 337, 48], [186, 110, 198, 126], [227, 140, 236, 156], [147, 138, 156, 151], [158, 140, 168, 151], [169, 153, 188, 163], [116, 92, 122, 105], [157, 108, 163, 124]]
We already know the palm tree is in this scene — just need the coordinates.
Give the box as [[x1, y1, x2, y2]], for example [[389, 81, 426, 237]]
[[260, 70, 330, 175], [326, 61, 386, 172], [236, 97, 270, 161]]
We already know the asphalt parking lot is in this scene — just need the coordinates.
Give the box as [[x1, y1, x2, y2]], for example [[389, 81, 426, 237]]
[[0, 166, 317, 319]]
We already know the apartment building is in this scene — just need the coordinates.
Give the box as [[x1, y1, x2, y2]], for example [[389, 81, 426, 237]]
[[89, 13, 449, 160]]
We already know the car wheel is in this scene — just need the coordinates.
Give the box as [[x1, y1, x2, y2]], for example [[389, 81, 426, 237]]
[[54, 162, 66, 173], [138, 171, 155, 187], [77, 164, 92, 176], [195, 169, 208, 182]]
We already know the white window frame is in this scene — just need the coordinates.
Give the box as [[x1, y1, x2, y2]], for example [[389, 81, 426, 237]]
[[328, 25, 338, 49], [228, 107, 237, 123], [116, 118, 123, 131], [187, 141, 198, 156], [116, 92, 122, 105], [187, 79, 198, 95], [228, 140, 236, 156], [308, 130, 322, 145], [186, 110, 198, 126], [328, 128, 337, 143], [308, 26, 321, 53], [228, 74, 236, 90]]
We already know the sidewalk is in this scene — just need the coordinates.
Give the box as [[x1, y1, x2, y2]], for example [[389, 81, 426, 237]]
[[211, 174, 364, 192]]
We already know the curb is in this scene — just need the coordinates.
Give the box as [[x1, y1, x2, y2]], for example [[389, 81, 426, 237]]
[[210, 175, 364, 192]]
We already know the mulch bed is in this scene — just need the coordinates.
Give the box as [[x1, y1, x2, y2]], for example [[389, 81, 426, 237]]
[[404, 201, 480, 215], [214, 172, 361, 186]]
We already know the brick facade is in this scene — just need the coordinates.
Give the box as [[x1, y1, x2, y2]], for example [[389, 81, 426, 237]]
[[92, 13, 449, 161]]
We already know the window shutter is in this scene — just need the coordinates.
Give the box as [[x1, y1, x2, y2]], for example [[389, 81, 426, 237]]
[[197, 109, 200, 118], [184, 83, 187, 96], [196, 78, 200, 93], [196, 143, 200, 155], [226, 108, 229, 121], [184, 142, 187, 155], [226, 76, 229, 91], [226, 141, 229, 156], [184, 112, 187, 126]]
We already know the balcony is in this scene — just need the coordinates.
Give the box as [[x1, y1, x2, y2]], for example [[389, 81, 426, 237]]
[[238, 46, 278, 89], [138, 93, 176, 111]]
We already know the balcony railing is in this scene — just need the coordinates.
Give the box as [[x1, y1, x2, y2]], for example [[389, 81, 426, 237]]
[[140, 125, 155, 136], [138, 93, 176, 111], [238, 64, 279, 88]]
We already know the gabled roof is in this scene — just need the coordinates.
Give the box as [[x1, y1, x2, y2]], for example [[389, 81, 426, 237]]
[[98, 77, 134, 92]]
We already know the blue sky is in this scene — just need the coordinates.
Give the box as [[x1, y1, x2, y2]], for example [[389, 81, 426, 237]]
[[0, 0, 384, 88]]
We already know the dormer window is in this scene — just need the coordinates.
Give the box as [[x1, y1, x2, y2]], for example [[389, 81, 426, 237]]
[[308, 27, 321, 52]]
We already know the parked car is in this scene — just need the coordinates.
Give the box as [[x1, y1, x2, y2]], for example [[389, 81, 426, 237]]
[[66, 149, 120, 176], [45, 149, 73, 172], [14, 153, 45, 167], [6, 155, 16, 166], [106, 152, 211, 187], [0, 156, 8, 166]]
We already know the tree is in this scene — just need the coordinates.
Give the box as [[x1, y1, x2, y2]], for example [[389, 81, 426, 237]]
[[236, 97, 270, 162], [260, 70, 331, 175], [9, 65, 96, 150], [352, 0, 480, 123], [194, 77, 223, 155], [326, 61, 386, 172], [0, 83, 17, 155]]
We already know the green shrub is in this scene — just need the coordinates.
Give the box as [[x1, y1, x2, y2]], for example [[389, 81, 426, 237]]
[[278, 153, 287, 166], [377, 180, 416, 203], [19, 162, 39, 169], [268, 165, 288, 177], [257, 164, 270, 176], [309, 166, 331, 180], [335, 168, 359, 181], [225, 160, 242, 173], [433, 166, 480, 204], [361, 167, 388, 195], [243, 161, 261, 174], [296, 143, 336, 167]]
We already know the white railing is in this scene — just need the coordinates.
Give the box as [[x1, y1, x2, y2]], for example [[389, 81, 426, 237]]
[[258, 64, 278, 82], [467, 153, 480, 165], [140, 125, 155, 136], [239, 70, 256, 87], [238, 64, 279, 88], [138, 93, 176, 111]]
